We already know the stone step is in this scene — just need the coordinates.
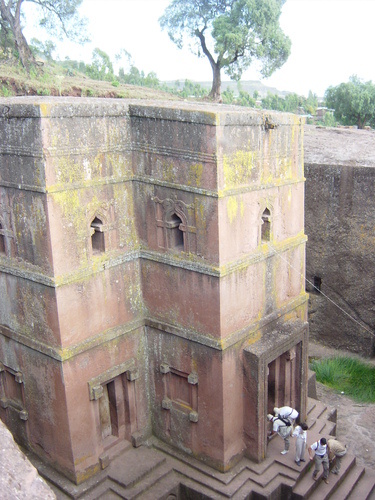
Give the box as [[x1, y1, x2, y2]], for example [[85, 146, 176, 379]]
[[292, 455, 356, 499], [346, 468, 375, 500], [82, 478, 127, 500], [328, 465, 365, 500], [306, 399, 336, 433], [307, 399, 329, 420], [138, 471, 228, 500], [38, 395, 374, 500], [147, 445, 299, 498], [309, 463, 364, 500]]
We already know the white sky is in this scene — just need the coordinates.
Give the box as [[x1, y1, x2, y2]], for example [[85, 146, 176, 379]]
[[23, 0, 375, 97]]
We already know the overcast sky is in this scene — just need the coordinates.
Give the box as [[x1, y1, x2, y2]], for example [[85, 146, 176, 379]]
[[24, 0, 375, 97]]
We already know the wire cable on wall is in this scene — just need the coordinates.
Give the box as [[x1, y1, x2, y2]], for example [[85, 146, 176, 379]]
[[268, 243, 375, 339]]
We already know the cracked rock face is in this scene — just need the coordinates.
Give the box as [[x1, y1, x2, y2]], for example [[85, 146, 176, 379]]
[[0, 420, 55, 499], [304, 125, 375, 355]]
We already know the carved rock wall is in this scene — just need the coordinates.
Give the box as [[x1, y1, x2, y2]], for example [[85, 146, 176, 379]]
[[0, 98, 308, 482], [304, 126, 375, 355]]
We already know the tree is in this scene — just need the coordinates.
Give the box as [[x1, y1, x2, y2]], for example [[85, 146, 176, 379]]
[[325, 76, 375, 129], [30, 38, 56, 61], [261, 91, 285, 111], [0, 0, 87, 71], [86, 48, 114, 81], [159, 0, 291, 101], [305, 90, 318, 116]]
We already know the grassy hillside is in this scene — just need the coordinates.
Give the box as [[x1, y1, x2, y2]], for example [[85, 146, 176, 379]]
[[0, 61, 180, 100], [0, 60, 289, 100]]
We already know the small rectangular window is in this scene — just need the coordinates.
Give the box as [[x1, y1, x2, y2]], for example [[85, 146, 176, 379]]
[[91, 217, 105, 254], [0, 224, 5, 254], [313, 276, 322, 294]]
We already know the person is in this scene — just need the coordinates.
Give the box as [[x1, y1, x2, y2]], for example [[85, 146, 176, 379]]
[[273, 406, 299, 424], [327, 438, 347, 474], [308, 437, 329, 484], [267, 413, 293, 455], [292, 422, 308, 465]]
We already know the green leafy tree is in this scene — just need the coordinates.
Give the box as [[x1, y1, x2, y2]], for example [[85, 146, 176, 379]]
[[305, 90, 318, 115], [117, 65, 159, 89], [222, 87, 235, 104], [0, 0, 88, 70], [261, 91, 285, 111], [261, 91, 315, 114], [175, 79, 208, 98], [30, 38, 56, 61], [237, 89, 255, 107], [159, 0, 291, 101], [325, 75, 375, 129], [86, 48, 114, 81]]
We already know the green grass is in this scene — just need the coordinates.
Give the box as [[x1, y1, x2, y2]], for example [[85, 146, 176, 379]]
[[310, 356, 375, 403], [0, 59, 181, 99]]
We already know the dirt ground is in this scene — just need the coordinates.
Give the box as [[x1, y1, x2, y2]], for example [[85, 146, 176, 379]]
[[309, 340, 375, 470], [304, 124, 375, 167]]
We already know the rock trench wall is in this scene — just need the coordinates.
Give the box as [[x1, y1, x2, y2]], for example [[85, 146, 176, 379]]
[[304, 126, 375, 356]]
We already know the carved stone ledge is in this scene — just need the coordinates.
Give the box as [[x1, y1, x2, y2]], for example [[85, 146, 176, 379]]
[[162, 398, 172, 410], [126, 369, 139, 382], [19, 410, 28, 421], [160, 363, 170, 374], [0, 397, 9, 409], [189, 411, 199, 423], [188, 373, 198, 385], [92, 385, 104, 401]]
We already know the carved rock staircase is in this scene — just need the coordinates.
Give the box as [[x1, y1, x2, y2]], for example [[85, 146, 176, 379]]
[[30, 397, 375, 500]]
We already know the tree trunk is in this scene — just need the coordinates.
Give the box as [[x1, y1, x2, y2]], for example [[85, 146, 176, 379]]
[[13, 20, 36, 70], [0, 0, 36, 71], [357, 116, 366, 129], [194, 29, 222, 102], [209, 63, 222, 102]]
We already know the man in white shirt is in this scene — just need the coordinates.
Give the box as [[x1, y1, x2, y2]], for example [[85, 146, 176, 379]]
[[292, 422, 308, 465], [308, 437, 329, 484], [273, 406, 299, 423]]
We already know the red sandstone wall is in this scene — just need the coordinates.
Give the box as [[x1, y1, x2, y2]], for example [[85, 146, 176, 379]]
[[0, 99, 308, 482]]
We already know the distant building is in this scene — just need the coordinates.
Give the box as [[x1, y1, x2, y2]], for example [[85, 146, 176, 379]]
[[315, 106, 334, 122]]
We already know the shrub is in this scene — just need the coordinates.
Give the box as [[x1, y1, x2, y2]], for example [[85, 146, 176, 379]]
[[310, 356, 375, 403]]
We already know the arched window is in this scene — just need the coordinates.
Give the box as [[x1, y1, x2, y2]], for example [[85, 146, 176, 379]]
[[90, 217, 105, 254], [0, 223, 5, 254], [166, 213, 184, 251], [261, 208, 271, 242]]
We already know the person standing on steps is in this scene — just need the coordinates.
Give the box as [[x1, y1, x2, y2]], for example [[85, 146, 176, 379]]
[[327, 438, 347, 474], [308, 437, 330, 484], [267, 414, 293, 455], [292, 422, 308, 465]]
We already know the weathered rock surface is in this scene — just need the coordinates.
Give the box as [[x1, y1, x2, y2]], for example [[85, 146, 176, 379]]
[[0, 419, 55, 499], [304, 125, 375, 356], [304, 125, 375, 167]]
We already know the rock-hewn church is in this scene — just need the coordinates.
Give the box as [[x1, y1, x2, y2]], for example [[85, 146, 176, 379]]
[[0, 97, 308, 485]]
